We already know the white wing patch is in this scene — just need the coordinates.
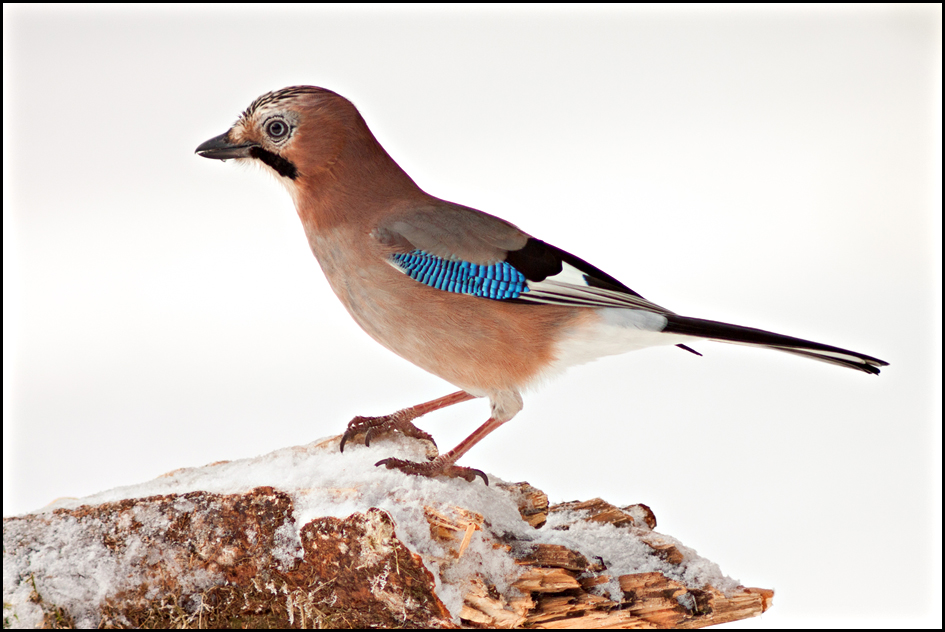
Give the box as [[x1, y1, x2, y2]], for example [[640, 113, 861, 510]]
[[520, 262, 675, 315]]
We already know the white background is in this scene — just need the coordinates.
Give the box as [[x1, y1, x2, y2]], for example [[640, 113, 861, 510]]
[[4, 5, 941, 628]]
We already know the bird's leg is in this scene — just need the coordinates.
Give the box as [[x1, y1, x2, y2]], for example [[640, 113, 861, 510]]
[[339, 390, 475, 452], [375, 415, 507, 485]]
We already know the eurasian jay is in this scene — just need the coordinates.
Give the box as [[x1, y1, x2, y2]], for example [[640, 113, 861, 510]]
[[196, 86, 887, 484]]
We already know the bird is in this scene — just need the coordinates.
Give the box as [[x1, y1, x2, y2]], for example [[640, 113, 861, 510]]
[[196, 86, 887, 484]]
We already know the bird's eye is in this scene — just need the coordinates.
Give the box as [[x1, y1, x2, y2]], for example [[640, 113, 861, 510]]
[[266, 119, 289, 140]]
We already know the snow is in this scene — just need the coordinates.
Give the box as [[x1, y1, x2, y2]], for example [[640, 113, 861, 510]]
[[4, 434, 739, 626], [541, 509, 740, 601]]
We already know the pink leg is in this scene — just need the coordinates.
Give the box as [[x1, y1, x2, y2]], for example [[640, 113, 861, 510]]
[[376, 416, 507, 485], [340, 390, 475, 452]]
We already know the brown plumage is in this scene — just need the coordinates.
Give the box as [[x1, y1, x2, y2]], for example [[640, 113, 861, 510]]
[[197, 86, 887, 483]]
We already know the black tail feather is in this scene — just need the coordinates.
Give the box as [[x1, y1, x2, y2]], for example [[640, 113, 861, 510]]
[[664, 315, 887, 375]]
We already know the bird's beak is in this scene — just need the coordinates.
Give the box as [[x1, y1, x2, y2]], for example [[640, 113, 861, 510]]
[[195, 132, 257, 160]]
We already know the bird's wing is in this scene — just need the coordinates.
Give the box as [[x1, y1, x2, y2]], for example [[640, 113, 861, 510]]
[[373, 203, 675, 315], [372, 203, 888, 373]]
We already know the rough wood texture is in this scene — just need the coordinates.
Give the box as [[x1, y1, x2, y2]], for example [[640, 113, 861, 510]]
[[4, 481, 772, 628], [4, 489, 452, 628], [497, 481, 550, 528], [411, 485, 774, 629]]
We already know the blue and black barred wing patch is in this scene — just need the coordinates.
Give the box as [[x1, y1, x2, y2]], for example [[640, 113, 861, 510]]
[[390, 250, 530, 300], [388, 241, 673, 315]]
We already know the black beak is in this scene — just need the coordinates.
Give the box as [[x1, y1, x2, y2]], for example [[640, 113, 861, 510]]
[[195, 132, 257, 160]]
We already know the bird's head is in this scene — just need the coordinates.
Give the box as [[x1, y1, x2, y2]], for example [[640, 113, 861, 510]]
[[197, 86, 422, 228], [196, 86, 369, 189]]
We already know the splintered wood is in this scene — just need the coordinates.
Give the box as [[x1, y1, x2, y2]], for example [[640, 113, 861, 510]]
[[424, 505, 483, 558], [432, 484, 773, 629]]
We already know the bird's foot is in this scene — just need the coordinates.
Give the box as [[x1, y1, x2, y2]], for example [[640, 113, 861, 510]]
[[375, 456, 488, 485], [340, 411, 436, 453]]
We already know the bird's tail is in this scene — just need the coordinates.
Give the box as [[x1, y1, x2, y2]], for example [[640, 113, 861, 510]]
[[663, 315, 888, 375]]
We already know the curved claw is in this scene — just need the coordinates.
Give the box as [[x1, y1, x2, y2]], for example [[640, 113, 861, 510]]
[[340, 415, 372, 453], [467, 468, 489, 486], [339, 430, 353, 453]]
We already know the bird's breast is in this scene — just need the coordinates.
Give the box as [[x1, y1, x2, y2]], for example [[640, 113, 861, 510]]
[[305, 228, 584, 394]]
